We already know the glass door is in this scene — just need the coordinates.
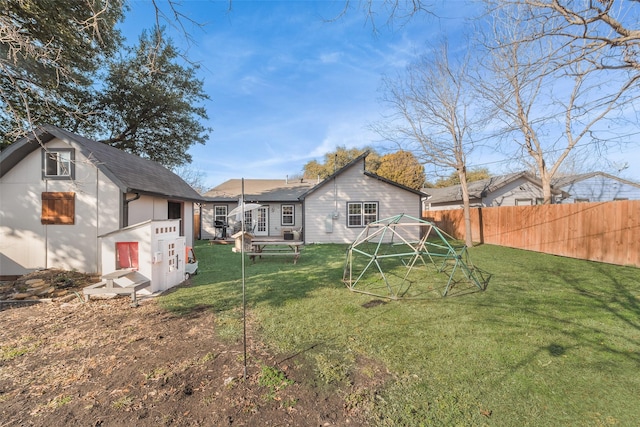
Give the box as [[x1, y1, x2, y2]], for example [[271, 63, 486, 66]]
[[254, 206, 269, 236]]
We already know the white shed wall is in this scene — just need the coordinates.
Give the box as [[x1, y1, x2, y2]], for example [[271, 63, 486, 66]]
[[128, 195, 194, 246], [1, 139, 120, 276]]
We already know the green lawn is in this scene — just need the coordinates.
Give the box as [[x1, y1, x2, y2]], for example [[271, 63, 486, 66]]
[[160, 241, 640, 426]]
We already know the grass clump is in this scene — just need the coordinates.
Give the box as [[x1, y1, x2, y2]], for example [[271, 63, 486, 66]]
[[258, 365, 293, 400], [1, 338, 40, 361], [313, 349, 354, 386], [111, 395, 133, 410], [1, 345, 31, 361]]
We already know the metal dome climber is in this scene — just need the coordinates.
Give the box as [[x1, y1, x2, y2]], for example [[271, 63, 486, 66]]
[[342, 214, 487, 299]]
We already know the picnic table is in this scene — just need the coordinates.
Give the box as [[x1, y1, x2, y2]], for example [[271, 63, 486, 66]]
[[232, 239, 303, 264], [250, 239, 303, 264]]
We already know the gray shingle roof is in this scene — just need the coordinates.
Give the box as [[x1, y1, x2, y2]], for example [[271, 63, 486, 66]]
[[0, 125, 204, 202], [204, 152, 428, 203], [204, 179, 316, 202], [424, 172, 559, 204], [551, 172, 640, 189]]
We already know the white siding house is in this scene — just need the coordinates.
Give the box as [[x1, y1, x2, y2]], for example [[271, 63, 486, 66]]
[[424, 172, 564, 211], [200, 153, 427, 244], [201, 179, 314, 240], [552, 172, 640, 203], [301, 153, 426, 244], [0, 125, 203, 278]]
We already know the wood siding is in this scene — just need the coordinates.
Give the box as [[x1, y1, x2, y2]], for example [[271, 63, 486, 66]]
[[424, 200, 640, 267]]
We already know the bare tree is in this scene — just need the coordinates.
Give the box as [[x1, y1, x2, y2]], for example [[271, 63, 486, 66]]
[[478, 2, 640, 203], [330, 0, 435, 29], [516, 0, 640, 72], [375, 41, 481, 246], [173, 164, 208, 195]]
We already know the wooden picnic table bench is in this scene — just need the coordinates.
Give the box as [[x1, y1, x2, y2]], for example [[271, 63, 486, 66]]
[[247, 240, 304, 264]]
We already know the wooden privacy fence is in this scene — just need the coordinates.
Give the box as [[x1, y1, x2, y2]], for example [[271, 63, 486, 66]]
[[423, 200, 640, 268]]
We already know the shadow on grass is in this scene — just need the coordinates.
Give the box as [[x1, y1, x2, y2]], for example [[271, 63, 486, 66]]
[[159, 242, 348, 315], [473, 248, 640, 381]]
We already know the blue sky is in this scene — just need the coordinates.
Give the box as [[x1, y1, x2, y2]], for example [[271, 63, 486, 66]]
[[120, 1, 640, 189]]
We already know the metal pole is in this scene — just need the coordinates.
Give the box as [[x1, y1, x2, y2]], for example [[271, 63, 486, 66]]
[[241, 178, 247, 380]]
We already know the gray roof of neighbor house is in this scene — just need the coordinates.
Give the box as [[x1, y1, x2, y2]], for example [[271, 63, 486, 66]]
[[551, 172, 640, 188], [299, 151, 428, 199], [204, 178, 317, 202], [425, 171, 561, 204], [0, 125, 204, 202]]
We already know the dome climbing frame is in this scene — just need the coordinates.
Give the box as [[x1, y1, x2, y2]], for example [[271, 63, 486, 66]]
[[342, 214, 487, 299]]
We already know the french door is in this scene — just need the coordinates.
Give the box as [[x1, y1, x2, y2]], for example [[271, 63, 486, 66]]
[[254, 206, 269, 236]]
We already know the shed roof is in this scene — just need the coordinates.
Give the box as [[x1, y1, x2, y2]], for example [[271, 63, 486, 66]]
[[0, 125, 204, 202]]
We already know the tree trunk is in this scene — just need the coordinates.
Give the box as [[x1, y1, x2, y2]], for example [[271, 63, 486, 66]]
[[540, 170, 553, 205], [458, 168, 473, 247]]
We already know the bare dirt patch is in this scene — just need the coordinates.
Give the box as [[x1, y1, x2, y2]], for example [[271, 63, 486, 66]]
[[0, 288, 381, 426]]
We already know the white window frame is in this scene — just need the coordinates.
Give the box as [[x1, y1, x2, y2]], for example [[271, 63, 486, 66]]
[[43, 149, 74, 179], [281, 204, 294, 226], [214, 205, 228, 224], [347, 202, 378, 228]]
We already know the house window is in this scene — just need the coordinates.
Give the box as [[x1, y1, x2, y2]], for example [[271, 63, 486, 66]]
[[214, 205, 228, 224], [282, 204, 294, 226], [41, 192, 75, 224], [535, 198, 544, 205], [575, 198, 590, 203], [43, 149, 74, 179], [515, 199, 532, 206], [347, 202, 378, 227]]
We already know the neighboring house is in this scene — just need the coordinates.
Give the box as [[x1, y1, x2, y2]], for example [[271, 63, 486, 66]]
[[551, 172, 640, 203], [0, 125, 204, 278], [423, 172, 564, 211], [201, 152, 428, 244]]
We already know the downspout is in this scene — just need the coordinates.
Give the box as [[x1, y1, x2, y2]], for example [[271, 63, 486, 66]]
[[301, 197, 305, 245], [96, 168, 100, 274], [333, 154, 338, 215], [44, 180, 49, 269], [123, 192, 141, 228], [198, 202, 203, 240]]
